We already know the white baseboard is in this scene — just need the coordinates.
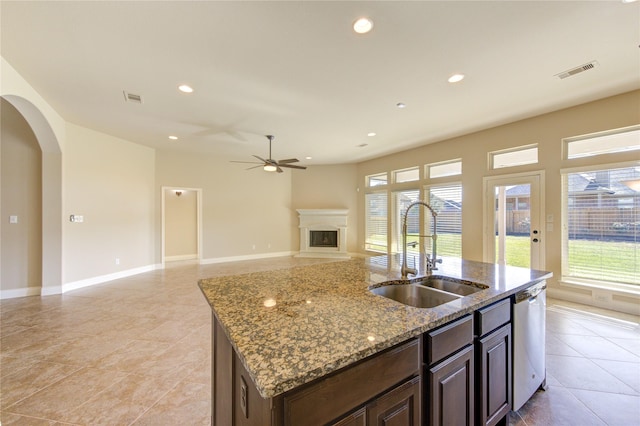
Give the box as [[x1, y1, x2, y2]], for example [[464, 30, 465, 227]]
[[0, 286, 42, 299], [548, 283, 640, 316], [62, 264, 161, 293], [164, 254, 198, 262], [200, 251, 296, 265]]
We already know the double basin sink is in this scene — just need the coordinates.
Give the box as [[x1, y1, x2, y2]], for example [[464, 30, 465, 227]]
[[370, 276, 488, 308]]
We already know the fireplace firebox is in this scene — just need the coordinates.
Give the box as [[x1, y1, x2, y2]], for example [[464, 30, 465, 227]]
[[310, 230, 338, 248]]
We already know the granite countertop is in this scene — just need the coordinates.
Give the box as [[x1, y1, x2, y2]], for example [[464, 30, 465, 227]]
[[198, 255, 552, 398]]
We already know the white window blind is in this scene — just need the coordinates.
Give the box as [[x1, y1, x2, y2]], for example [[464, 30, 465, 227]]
[[365, 192, 387, 252], [426, 184, 462, 258], [563, 165, 639, 286], [393, 189, 420, 255]]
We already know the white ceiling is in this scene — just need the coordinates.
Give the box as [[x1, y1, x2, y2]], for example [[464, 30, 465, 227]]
[[2, 1, 639, 166]]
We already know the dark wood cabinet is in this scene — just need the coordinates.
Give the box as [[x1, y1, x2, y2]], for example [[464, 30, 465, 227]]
[[476, 324, 511, 426], [475, 299, 512, 426], [211, 297, 515, 426], [366, 376, 420, 426], [425, 315, 475, 426], [284, 339, 420, 426], [333, 408, 366, 426], [428, 345, 475, 426]]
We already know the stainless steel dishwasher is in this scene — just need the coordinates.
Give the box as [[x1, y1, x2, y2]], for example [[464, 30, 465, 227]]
[[512, 280, 547, 411]]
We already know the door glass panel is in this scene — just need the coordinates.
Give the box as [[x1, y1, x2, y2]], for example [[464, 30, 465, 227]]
[[494, 184, 531, 268]]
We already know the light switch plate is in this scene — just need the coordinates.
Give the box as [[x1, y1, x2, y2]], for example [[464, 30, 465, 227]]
[[9, 215, 18, 224]]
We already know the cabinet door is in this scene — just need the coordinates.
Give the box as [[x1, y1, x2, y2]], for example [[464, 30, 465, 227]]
[[428, 345, 474, 426], [367, 376, 420, 426], [476, 324, 511, 426], [333, 408, 366, 426]]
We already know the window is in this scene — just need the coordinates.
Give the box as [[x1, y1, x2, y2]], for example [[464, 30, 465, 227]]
[[427, 159, 462, 179], [393, 189, 420, 255], [393, 167, 419, 183], [563, 165, 640, 286], [490, 145, 538, 169], [425, 183, 463, 258], [366, 172, 388, 187], [365, 192, 387, 252], [565, 126, 640, 159]]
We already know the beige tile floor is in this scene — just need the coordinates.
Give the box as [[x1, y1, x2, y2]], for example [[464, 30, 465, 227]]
[[1, 257, 639, 425]]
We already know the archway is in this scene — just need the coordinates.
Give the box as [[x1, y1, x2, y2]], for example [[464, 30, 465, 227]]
[[1, 95, 62, 296]]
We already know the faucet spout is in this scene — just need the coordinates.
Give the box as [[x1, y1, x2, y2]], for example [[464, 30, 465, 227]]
[[401, 201, 441, 279]]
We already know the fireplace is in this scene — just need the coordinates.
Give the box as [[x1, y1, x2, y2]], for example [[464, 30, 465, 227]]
[[296, 209, 349, 259]]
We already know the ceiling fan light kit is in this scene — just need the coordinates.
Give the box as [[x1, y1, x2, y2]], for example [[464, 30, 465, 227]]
[[231, 135, 307, 173]]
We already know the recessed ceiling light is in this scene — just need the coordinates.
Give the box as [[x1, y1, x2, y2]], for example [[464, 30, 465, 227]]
[[168, 135, 178, 140], [367, 132, 377, 137], [448, 74, 465, 83], [178, 84, 194, 93], [622, 0, 637, 3], [305, 156, 313, 160], [396, 102, 406, 109], [353, 17, 373, 34]]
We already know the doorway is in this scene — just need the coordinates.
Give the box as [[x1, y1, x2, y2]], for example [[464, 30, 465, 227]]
[[162, 187, 202, 264], [483, 172, 545, 270]]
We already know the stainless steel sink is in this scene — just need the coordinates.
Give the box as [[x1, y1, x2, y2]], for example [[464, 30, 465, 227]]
[[414, 275, 488, 296], [370, 284, 462, 308]]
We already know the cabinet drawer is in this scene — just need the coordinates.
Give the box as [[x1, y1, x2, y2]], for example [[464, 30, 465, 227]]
[[426, 315, 473, 365], [284, 339, 420, 426], [475, 299, 511, 337]]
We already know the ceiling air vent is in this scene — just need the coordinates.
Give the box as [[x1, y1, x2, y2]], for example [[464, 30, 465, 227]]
[[123, 91, 143, 103], [555, 61, 599, 80]]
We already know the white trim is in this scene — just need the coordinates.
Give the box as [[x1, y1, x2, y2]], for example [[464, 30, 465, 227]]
[[0, 286, 42, 299], [41, 285, 63, 296], [62, 264, 160, 293], [164, 254, 198, 262], [560, 159, 640, 175], [560, 277, 640, 296], [200, 251, 296, 265], [549, 281, 640, 316]]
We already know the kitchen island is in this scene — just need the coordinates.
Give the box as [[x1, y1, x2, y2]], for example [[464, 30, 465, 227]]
[[198, 256, 552, 425]]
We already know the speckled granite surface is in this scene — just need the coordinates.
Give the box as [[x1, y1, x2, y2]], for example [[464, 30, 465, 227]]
[[198, 255, 551, 398]]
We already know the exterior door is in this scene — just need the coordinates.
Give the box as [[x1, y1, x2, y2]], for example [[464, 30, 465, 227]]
[[483, 172, 544, 270]]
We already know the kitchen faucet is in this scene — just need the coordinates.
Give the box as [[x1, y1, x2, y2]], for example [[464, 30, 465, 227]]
[[401, 200, 442, 279]]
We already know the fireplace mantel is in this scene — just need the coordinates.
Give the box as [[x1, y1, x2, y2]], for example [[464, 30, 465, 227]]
[[295, 209, 349, 259]]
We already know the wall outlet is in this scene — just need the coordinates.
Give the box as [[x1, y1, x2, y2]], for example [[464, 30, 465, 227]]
[[9, 215, 18, 224], [70, 215, 84, 223], [268, 243, 271, 249], [115, 258, 120, 265], [252, 244, 256, 250]]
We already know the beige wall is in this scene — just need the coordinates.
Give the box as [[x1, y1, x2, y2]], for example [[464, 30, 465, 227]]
[[0, 99, 43, 295], [155, 150, 295, 261], [164, 188, 197, 259], [63, 123, 156, 283], [357, 90, 640, 311], [291, 164, 359, 253]]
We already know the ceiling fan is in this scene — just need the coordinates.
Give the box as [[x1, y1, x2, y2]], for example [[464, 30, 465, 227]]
[[232, 135, 307, 173]]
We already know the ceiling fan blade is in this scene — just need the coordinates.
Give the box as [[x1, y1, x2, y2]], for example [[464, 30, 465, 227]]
[[279, 164, 307, 170], [246, 165, 263, 170], [231, 160, 263, 164], [252, 155, 267, 163], [276, 166, 284, 173], [277, 158, 299, 164]]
